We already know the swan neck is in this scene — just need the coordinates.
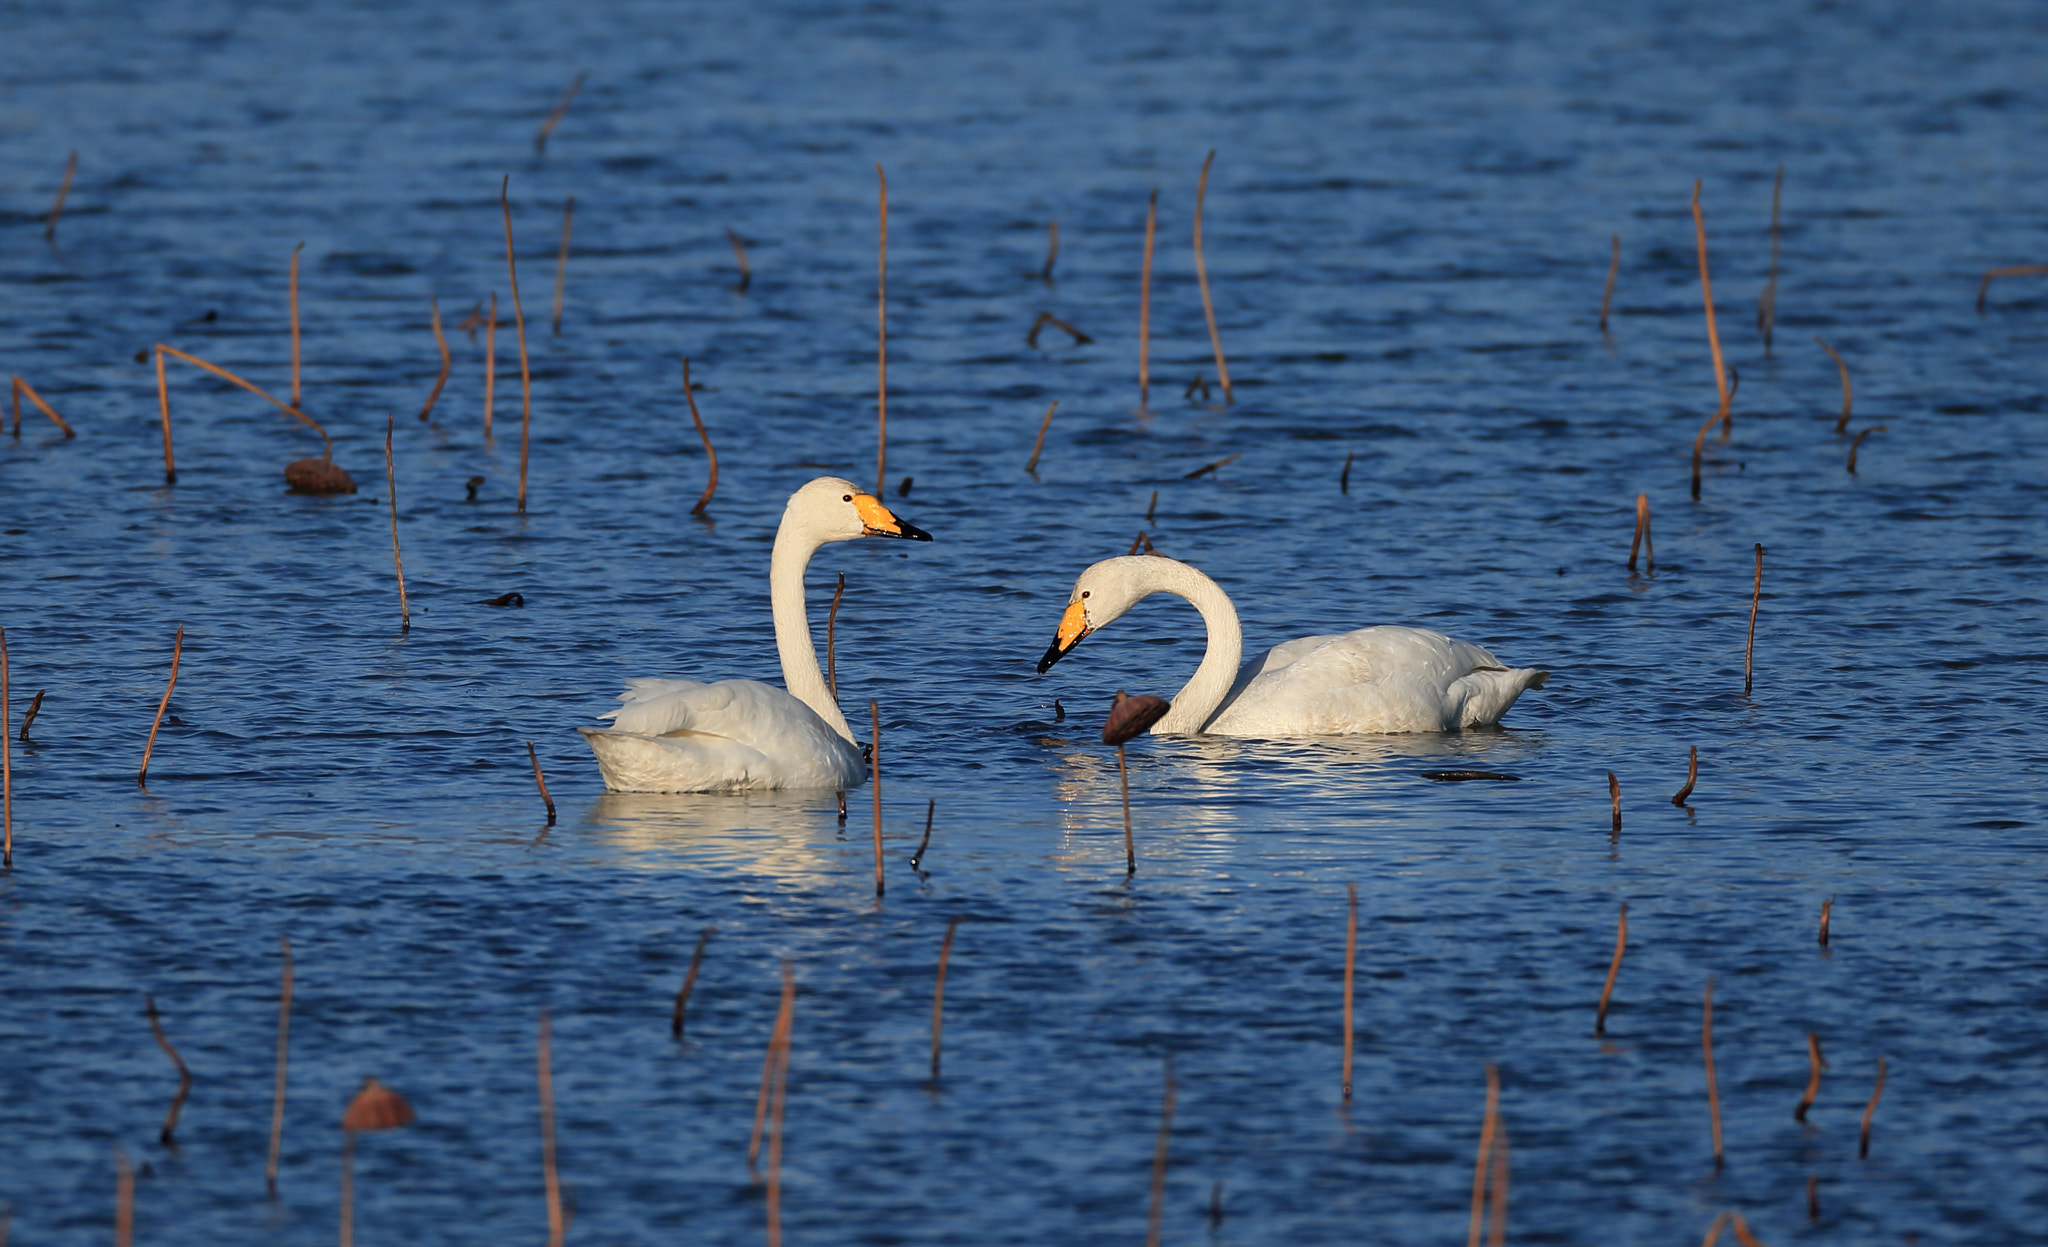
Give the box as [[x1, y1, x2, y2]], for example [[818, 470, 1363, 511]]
[[769, 519, 858, 743], [1152, 563, 1243, 733]]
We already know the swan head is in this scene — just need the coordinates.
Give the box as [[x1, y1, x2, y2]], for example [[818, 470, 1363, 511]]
[[786, 476, 932, 543], [1036, 555, 1170, 674]]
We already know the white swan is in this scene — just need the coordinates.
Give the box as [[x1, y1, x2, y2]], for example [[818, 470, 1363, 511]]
[[578, 477, 931, 792], [1036, 555, 1546, 736]]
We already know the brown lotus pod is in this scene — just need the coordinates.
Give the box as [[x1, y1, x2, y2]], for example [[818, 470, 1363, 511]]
[[341, 1077, 414, 1131], [1102, 691, 1171, 746], [285, 458, 357, 494]]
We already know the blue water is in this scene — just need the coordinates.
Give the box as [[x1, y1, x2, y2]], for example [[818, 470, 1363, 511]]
[[3, 0, 2046, 1242]]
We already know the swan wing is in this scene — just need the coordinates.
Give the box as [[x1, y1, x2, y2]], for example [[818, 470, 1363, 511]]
[[1205, 626, 1544, 735], [586, 678, 865, 791]]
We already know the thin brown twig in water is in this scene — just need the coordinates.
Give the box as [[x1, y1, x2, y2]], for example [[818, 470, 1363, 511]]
[[385, 416, 410, 632], [114, 1145, 133, 1247], [1139, 190, 1158, 408], [1146, 1057, 1176, 1247], [1466, 1064, 1500, 1247], [1818, 898, 1832, 947], [1690, 404, 1723, 501], [1595, 902, 1627, 1036], [748, 961, 796, 1176], [289, 243, 304, 409], [12, 376, 75, 437], [1808, 1175, 1819, 1221], [526, 741, 556, 824], [139, 625, 183, 786], [483, 291, 497, 442], [1145, 491, 1158, 523], [418, 299, 451, 422], [1700, 1211, 1731, 1247], [725, 227, 751, 291], [501, 179, 535, 514], [1184, 452, 1241, 480], [551, 197, 574, 337], [765, 961, 795, 1247], [265, 934, 293, 1192], [1024, 400, 1059, 475], [534, 72, 585, 154], [1976, 263, 2048, 313], [1728, 1211, 1765, 1247], [1487, 1120, 1510, 1247], [931, 914, 965, 1079], [538, 1012, 564, 1247], [1628, 492, 1654, 572], [1672, 746, 1698, 805], [44, 151, 77, 244], [870, 699, 885, 896], [155, 344, 335, 459], [1342, 881, 1357, 1101], [1745, 544, 1764, 696], [910, 798, 935, 871], [670, 925, 717, 1040], [1847, 425, 1886, 474], [1692, 181, 1732, 434], [682, 359, 718, 515], [1795, 1032, 1825, 1122], [1859, 1058, 1886, 1158], [1193, 151, 1234, 404], [155, 344, 174, 482], [1607, 771, 1621, 836], [1119, 741, 1135, 874], [20, 687, 44, 741], [1704, 976, 1724, 1172], [1041, 219, 1058, 283], [1816, 336, 1853, 433], [826, 573, 844, 699], [876, 164, 888, 495], [1599, 233, 1619, 333], [146, 995, 193, 1145], [1340, 451, 1353, 495], [1758, 165, 1783, 355], [1025, 311, 1093, 347], [1, 628, 10, 869], [1127, 531, 1156, 556]]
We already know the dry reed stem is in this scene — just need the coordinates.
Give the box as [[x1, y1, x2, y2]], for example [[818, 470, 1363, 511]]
[[1807, 1174, 1818, 1221], [483, 291, 497, 442], [1118, 742, 1135, 875], [1700, 1211, 1730, 1247], [1146, 1057, 1176, 1247], [1745, 544, 1764, 696], [1466, 1064, 1500, 1247], [1847, 425, 1886, 474], [1728, 1211, 1765, 1247], [1126, 531, 1156, 556], [1692, 181, 1732, 435], [1628, 492, 1654, 572], [146, 994, 193, 1145], [1193, 151, 1233, 404], [931, 914, 964, 1079], [538, 1012, 564, 1247], [12, 376, 74, 437], [19, 688, 43, 741], [1026, 311, 1093, 347], [289, 243, 303, 408], [1340, 451, 1353, 495], [1024, 400, 1059, 475], [155, 345, 174, 482], [1690, 404, 1723, 501], [765, 961, 795, 1247], [1976, 263, 2048, 313], [535, 72, 585, 154], [670, 925, 717, 1040], [526, 741, 556, 824], [1600, 233, 1619, 332], [418, 299, 451, 422], [910, 798, 935, 871], [1607, 771, 1621, 835], [1859, 1058, 1886, 1158], [501, 179, 535, 514], [1145, 490, 1158, 523], [748, 961, 796, 1175], [682, 359, 718, 515], [385, 416, 410, 632], [551, 197, 574, 336], [114, 1145, 132, 1247], [339, 1129, 356, 1247], [1139, 190, 1158, 408], [139, 624, 182, 786], [1487, 1120, 1510, 1247], [1816, 337, 1852, 433], [1704, 977, 1723, 1171], [1184, 452, 1241, 480], [1, 628, 10, 869], [1672, 746, 1698, 805], [826, 573, 844, 699], [155, 344, 335, 459], [726, 227, 751, 291], [1758, 165, 1783, 355], [1342, 881, 1357, 1100], [1595, 902, 1627, 1036], [870, 700, 885, 896], [876, 164, 888, 494], [44, 151, 76, 244], [266, 934, 292, 1192], [1818, 898, 1832, 947], [1794, 1031, 1824, 1122], [1042, 219, 1058, 283]]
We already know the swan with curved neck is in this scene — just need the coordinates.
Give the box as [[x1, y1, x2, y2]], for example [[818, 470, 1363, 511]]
[[1038, 555, 1546, 736], [579, 477, 930, 792]]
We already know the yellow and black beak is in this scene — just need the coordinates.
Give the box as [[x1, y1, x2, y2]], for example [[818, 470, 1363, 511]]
[[852, 494, 933, 541], [1036, 600, 1090, 674]]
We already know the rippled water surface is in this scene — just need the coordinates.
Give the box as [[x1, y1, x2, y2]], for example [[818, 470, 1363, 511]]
[[3, 0, 2047, 1242]]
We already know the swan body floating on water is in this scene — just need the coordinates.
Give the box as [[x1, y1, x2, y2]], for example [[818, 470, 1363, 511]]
[[1037, 555, 1546, 736], [579, 477, 930, 792]]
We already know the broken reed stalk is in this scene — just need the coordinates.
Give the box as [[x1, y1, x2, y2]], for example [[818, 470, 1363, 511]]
[[682, 359, 718, 515], [538, 1012, 564, 1247], [1466, 1064, 1500, 1247], [930, 914, 964, 1079], [385, 416, 410, 632], [155, 344, 336, 461], [12, 375, 75, 437], [155, 345, 173, 482], [1146, 1057, 1176, 1247], [876, 164, 889, 495], [44, 150, 77, 243], [1704, 976, 1723, 1172], [1691, 181, 1732, 435], [1025, 311, 1093, 347], [1758, 165, 1783, 355], [1858, 1057, 1886, 1158], [910, 798, 936, 870], [1042, 219, 1058, 283], [265, 934, 293, 1192], [1118, 741, 1136, 874], [20, 687, 43, 740], [725, 227, 751, 291], [1976, 263, 2048, 313], [418, 299, 451, 422], [1126, 531, 1155, 556], [670, 925, 717, 1040], [870, 700, 885, 896], [483, 291, 498, 442], [1487, 1121, 1510, 1247], [1794, 1031, 1824, 1122], [746, 965, 796, 1178], [1342, 881, 1357, 1101], [146, 995, 193, 1145], [1816, 336, 1852, 433], [534, 72, 585, 154], [1599, 233, 1619, 333], [1139, 190, 1158, 408], [1607, 771, 1621, 835], [1672, 746, 1698, 805], [1595, 902, 1627, 1036], [825, 573, 844, 698], [551, 197, 574, 336], [501, 179, 535, 514], [1184, 452, 1241, 480], [765, 961, 795, 1247], [289, 242, 304, 409], [1192, 151, 1233, 404], [138, 624, 183, 786], [1847, 425, 1886, 474], [1338, 451, 1354, 495], [1628, 492, 1654, 572], [1024, 400, 1059, 475], [1145, 490, 1158, 523], [1745, 544, 1764, 696], [1, 627, 9, 869], [1689, 404, 1723, 501], [114, 1145, 133, 1247], [1818, 898, 1832, 947], [526, 741, 556, 824]]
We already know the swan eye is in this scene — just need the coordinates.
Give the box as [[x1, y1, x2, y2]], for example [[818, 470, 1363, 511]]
[[843, 494, 853, 502], [1081, 591, 1090, 599]]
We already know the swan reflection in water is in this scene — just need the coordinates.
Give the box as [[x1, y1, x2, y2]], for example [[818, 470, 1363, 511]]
[[581, 789, 854, 877]]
